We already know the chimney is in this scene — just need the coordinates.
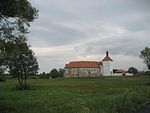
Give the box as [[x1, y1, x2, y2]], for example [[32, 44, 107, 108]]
[[106, 51, 109, 56]]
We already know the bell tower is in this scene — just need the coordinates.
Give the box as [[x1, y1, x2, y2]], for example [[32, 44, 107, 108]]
[[102, 51, 113, 76]]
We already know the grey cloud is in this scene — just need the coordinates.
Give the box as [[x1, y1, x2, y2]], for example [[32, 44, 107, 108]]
[[73, 32, 150, 56], [29, 22, 87, 47]]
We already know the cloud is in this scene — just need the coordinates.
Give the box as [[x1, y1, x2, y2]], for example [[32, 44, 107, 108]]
[[29, 22, 87, 47]]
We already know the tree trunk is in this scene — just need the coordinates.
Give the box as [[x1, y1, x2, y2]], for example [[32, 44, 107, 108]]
[[24, 73, 27, 87]]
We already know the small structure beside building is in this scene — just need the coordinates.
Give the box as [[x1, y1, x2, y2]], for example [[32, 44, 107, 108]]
[[64, 51, 113, 77], [112, 69, 133, 76]]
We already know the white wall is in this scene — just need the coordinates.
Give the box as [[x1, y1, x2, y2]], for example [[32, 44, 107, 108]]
[[112, 73, 133, 76], [102, 61, 112, 76]]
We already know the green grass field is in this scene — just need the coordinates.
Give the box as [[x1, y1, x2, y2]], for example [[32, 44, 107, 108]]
[[0, 76, 150, 113]]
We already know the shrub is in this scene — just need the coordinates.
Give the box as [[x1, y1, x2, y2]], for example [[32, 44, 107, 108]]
[[16, 85, 31, 90], [0, 75, 6, 82], [50, 68, 59, 78], [144, 71, 150, 76], [29, 76, 39, 79]]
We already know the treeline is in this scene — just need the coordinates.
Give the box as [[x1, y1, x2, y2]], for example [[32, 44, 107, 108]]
[[33, 68, 65, 79], [0, 68, 65, 82]]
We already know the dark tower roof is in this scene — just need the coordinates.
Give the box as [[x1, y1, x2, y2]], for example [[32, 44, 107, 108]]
[[102, 51, 113, 61]]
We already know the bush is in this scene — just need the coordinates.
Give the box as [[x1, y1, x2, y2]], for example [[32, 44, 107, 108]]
[[16, 85, 31, 90], [0, 75, 6, 82], [128, 67, 138, 75], [38, 73, 50, 79], [29, 76, 39, 79], [144, 71, 150, 76], [50, 68, 59, 78]]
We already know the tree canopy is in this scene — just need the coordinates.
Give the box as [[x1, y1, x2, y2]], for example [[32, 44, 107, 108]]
[[128, 67, 138, 74], [50, 69, 60, 78], [58, 68, 65, 77], [0, 0, 39, 89], [140, 47, 150, 70], [0, 0, 38, 42], [0, 0, 38, 22]]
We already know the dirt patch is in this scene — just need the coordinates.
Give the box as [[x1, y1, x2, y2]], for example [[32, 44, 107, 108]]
[[135, 101, 150, 113]]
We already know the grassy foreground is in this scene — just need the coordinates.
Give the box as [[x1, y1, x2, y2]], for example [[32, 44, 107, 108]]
[[0, 76, 150, 113]]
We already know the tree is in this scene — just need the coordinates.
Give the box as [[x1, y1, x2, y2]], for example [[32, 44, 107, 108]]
[[140, 47, 150, 70], [58, 68, 65, 77], [0, 0, 38, 43], [0, 0, 38, 69], [128, 67, 138, 74], [0, 66, 6, 75], [50, 69, 59, 78], [0, 65, 6, 82], [6, 37, 39, 89], [0, 56, 6, 75], [0, 28, 39, 88], [0, 0, 39, 89], [0, 0, 38, 18], [0, 0, 38, 23]]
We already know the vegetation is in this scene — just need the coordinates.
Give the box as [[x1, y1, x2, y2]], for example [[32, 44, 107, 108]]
[[144, 71, 150, 76], [8, 39, 39, 89], [50, 68, 60, 78], [140, 47, 150, 70], [0, 29, 39, 89], [37, 72, 50, 79], [128, 67, 138, 75], [49, 68, 65, 78], [0, 75, 6, 82], [58, 68, 65, 77], [0, 0, 39, 89], [0, 76, 150, 113]]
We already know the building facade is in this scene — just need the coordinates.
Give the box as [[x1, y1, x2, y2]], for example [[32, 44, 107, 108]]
[[64, 51, 113, 77]]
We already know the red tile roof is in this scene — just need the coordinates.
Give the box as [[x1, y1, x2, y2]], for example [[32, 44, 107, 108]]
[[102, 56, 113, 61], [115, 69, 125, 73], [65, 61, 102, 68]]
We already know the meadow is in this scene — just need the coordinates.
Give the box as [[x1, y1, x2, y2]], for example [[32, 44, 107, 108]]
[[0, 76, 150, 113]]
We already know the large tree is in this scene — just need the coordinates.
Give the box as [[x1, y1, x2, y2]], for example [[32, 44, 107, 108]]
[[0, 0, 38, 41], [6, 37, 39, 89], [0, 0, 39, 89], [140, 47, 150, 70], [0, 0, 38, 22]]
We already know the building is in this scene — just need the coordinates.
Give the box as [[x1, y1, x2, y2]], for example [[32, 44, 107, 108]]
[[112, 69, 133, 76], [64, 51, 113, 77]]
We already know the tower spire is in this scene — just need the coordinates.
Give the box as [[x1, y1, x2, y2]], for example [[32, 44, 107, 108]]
[[102, 51, 113, 61], [106, 51, 108, 56]]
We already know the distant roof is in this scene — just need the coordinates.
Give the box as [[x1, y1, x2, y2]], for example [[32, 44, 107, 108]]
[[65, 61, 102, 68], [115, 69, 126, 73]]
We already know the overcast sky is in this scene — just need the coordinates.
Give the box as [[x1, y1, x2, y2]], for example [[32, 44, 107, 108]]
[[28, 0, 150, 73]]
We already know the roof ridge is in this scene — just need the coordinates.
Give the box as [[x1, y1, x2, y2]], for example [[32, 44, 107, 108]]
[[102, 56, 113, 61], [71, 61, 100, 62], [65, 61, 102, 68]]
